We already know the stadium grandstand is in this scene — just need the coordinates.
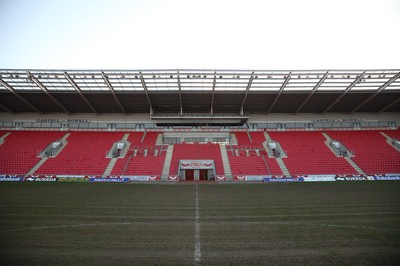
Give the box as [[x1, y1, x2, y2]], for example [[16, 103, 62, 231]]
[[1, 68, 400, 181]]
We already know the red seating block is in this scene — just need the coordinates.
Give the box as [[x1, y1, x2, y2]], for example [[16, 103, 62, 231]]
[[328, 130, 400, 175], [36, 132, 123, 175], [0, 131, 65, 175], [269, 131, 357, 175]]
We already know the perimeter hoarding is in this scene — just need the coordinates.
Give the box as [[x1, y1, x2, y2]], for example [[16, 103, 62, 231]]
[[372, 174, 400, 181], [263, 177, 304, 182], [0, 175, 25, 182], [57, 175, 89, 182], [89, 177, 130, 183]]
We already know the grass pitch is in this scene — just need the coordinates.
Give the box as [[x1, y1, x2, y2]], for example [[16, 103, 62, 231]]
[[0, 181, 399, 265]]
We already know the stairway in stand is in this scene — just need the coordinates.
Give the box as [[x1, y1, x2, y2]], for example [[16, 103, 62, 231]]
[[161, 145, 174, 181]]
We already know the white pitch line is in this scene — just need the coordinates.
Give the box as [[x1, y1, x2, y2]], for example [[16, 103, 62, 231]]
[[0, 222, 135, 233], [194, 184, 201, 264]]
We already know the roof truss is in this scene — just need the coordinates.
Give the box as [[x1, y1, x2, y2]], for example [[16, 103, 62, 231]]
[[101, 72, 126, 113], [351, 71, 400, 113], [267, 72, 291, 114], [64, 72, 98, 113], [0, 69, 399, 115], [240, 72, 254, 115], [27, 71, 70, 113], [323, 71, 366, 114], [295, 71, 328, 113], [0, 76, 41, 113]]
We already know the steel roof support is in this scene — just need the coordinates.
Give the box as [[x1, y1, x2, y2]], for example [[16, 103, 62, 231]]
[[295, 71, 328, 113], [176, 71, 183, 115], [323, 71, 366, 114], [0, 77, 41, 113], [379, 97, 400, 113], [139, 72, 153, 115], [267, 72, 291, 114], [351, 72, 400, 113], [211, 72, 216, 115], [102, 72, 126, 113], [240, 72, 254, 115], [64, 72, 98, 114], [27, 71, 70, 114]]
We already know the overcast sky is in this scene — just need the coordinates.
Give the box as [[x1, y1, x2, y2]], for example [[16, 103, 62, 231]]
[[0, 0, 399, 70]]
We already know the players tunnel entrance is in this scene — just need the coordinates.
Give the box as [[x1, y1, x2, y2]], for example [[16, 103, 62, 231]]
[[178, 160, 216, 181]]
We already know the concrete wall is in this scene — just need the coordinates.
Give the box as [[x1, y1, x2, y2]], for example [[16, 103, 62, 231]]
[[1, 112, 399, 124], [248, 113, 400, 124]]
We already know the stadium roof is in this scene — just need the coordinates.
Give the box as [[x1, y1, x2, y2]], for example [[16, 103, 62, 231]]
[[0, 69, 400, 115]]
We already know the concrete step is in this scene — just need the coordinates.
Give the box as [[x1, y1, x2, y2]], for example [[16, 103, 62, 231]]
[[161, 145, 174, 181], [322, 132, 341, 156], [380, 132, 400, 152], [103, 157, 118, 177], [26, 132, 71, 175], [0, 132, 12, 144], [121, 133, 130, 142], [27, 157, 48, 175], [344, 157, 366, 175], [156, 133, 164, 145], [276, 157, 290, 176], [264, 132, 273, 142], [230, 133, 238, 145], [220, 145, 232, 180], [60, 133, 70, 142]]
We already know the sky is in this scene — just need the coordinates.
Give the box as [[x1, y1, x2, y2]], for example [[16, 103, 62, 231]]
[[0, 0, 399, 70]]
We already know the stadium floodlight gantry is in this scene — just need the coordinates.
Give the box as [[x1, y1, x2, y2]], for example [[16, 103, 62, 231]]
[[0, 69, 399, 117]]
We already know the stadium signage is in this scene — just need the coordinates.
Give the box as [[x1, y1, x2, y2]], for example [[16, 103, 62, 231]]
[[216, 175, 226, 181], [245, 176, 265, 181], [235, 176, 246, 181], [372, 175, 400, 181], [36, 118, 90, 123], [263, 177, 304, 182], [168, 175, 179, 181], [0, 175, 24, 182], [122, 176, 159, 181], [303, 175, 336, 182], [312, 118, 364, 122], [149, 176, 160, 181], [234, 175, 267, 181], [179, 160, 214, 169], [57, 176, 88, 182], [126, 176, 149, 181], [89, 177, 129, 182], [24, 175, 57, 182], [334, 176, 366, 181]]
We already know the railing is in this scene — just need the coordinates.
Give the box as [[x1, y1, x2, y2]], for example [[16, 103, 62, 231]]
[[261, 155, 272, 176]]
